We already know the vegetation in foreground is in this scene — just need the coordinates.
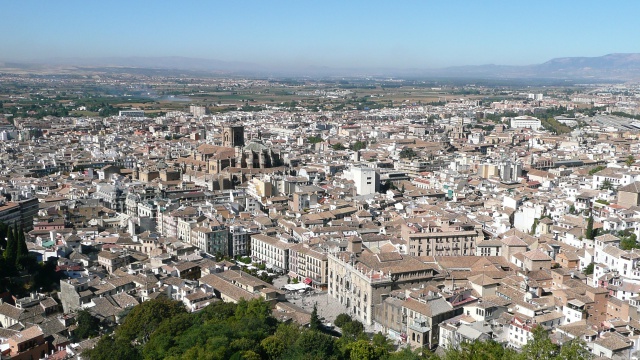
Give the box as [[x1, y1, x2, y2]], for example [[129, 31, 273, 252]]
[[83, 297, 592, 360]]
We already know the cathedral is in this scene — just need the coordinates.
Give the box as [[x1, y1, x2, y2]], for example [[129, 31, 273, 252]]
[[195, 124, 281, 174]]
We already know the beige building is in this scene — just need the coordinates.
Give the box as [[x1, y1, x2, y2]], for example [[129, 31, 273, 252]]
[[328, 239, 437, 325], [617, 181, 640, 208], [289, 243, 328, 290], [97, 250, 130, 273], [251, 234, 293, 272], [403, 222, 482, 257]]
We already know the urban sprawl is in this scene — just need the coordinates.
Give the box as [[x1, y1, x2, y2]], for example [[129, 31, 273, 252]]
[[2, 75, 640, 359]]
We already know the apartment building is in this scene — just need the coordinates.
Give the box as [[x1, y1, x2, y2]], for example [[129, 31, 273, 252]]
[[328, 238, 436, 325], [250, 234, 293, 272], [289, 243, 328, 290], [403, 222, 482, 257]]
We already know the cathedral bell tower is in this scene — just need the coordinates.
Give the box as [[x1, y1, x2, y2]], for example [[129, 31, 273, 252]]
[[222, 124, 245, 148]]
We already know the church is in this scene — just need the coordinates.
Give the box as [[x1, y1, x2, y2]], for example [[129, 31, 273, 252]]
[[195, 124, 282, 175]]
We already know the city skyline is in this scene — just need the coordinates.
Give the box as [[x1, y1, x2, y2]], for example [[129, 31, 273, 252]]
[[2, 0, 640, 69]]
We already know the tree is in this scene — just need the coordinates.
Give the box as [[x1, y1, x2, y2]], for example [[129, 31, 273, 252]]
[[261, 335, 286, 360], [626, 155, 635, 167], [0, 222, 7, 250], [15, 226, 29, 269], [348, 340, 379, 360], [444, 339, 516, 360], [531, 218, 539, 235], [334, 313, 352, 328], [585, 215, 596, 240], [34, 257, 61, 292], [309, 303, 322, 331], [141, 313, 197, 360], [74, 310, 100, 340], [588, 165, 605, 176], [332, 143, 346, 151], [518, 325, 557, 360], [290, 329, 335, 359], [620, 233, 639, 250], [583, 262, 595, 275], [557, 339, 593, 360], [115, 297, 186, 344], [351, 141, 367, 152], [85, 335, 141, 360], [399, 148, 417, 159], [600, 179, 613, 191], [371, 332, 395, 354], [308, 136, 323, 144], [342, 319, 364, 339], [3, 226, 16, 266], [274, 322, 301, 345]]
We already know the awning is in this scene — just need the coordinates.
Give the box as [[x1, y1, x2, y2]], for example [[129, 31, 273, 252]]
[[304, 277, 312, 285]]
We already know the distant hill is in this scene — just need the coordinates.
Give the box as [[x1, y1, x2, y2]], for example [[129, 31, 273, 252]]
[[437, 53, 640, 80], [3, 53, 640, 80], [44, 56, 262, 73]]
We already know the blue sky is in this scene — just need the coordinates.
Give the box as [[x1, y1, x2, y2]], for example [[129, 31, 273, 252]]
[[2, 0, 639, 69]]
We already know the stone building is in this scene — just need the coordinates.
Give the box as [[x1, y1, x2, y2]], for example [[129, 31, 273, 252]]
[[327, 238, 437, 326]]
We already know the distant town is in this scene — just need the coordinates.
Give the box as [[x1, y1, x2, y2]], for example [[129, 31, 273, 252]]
[[2, 72, 640, 359]]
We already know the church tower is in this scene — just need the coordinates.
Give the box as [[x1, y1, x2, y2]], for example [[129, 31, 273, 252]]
[[222, 124, 245, 148]]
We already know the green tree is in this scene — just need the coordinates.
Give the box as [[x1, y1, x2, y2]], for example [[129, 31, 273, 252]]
[[86, 335, 141, 360], [332, 143, 346, 151], [289, 329, 335, 359], [116, 297, 186, 344], [273, 322, 301, 345], [74, 310, 100, 340], [342, 319, 365, 340], [399, 148, 417, 159], [34, 258, 61, 292], [141, 312, 197, 360], [372, 331, 395, 354], [351, 140, 367, 152], [0, 222, 7, 250], [585, 215, 596, 240], [557, 339, 593, 360], [241, 350, 261, 360], [261, 335, 286, 360], [444, 339, 516, 360], [308, 136, 323, 144], [626, 155, 635, 167], [310, 303, 322, 331], [348, 339, 379, 360], [600, 179, 613, 191], [531, 218, 539, 235], [386, 347, 423, 360], [588, 165, 605, 176], [620, 233, 639, 250], [518, 325, 557, 360], [15, 226, 29, 269], [583, 262, 595, 275], [335, 313, 352, 328], [3, 226, 16, 265]]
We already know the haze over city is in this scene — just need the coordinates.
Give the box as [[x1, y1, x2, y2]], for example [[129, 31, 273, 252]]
[[2, 0, 640, 70]]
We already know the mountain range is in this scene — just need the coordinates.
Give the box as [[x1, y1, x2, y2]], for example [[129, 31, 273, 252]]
[[2, 53, 640, 80]]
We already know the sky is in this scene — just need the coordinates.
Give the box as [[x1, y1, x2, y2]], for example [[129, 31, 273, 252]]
[[2, 0, 639, 69]]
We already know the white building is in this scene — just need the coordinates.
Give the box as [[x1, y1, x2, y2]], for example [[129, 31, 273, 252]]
[[250, 234, 292, 272], [344, 166, 379, 195], [510, 116, 542, 131]]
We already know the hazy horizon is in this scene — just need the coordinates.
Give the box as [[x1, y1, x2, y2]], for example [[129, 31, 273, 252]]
[[3, 1, 640, 70]]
